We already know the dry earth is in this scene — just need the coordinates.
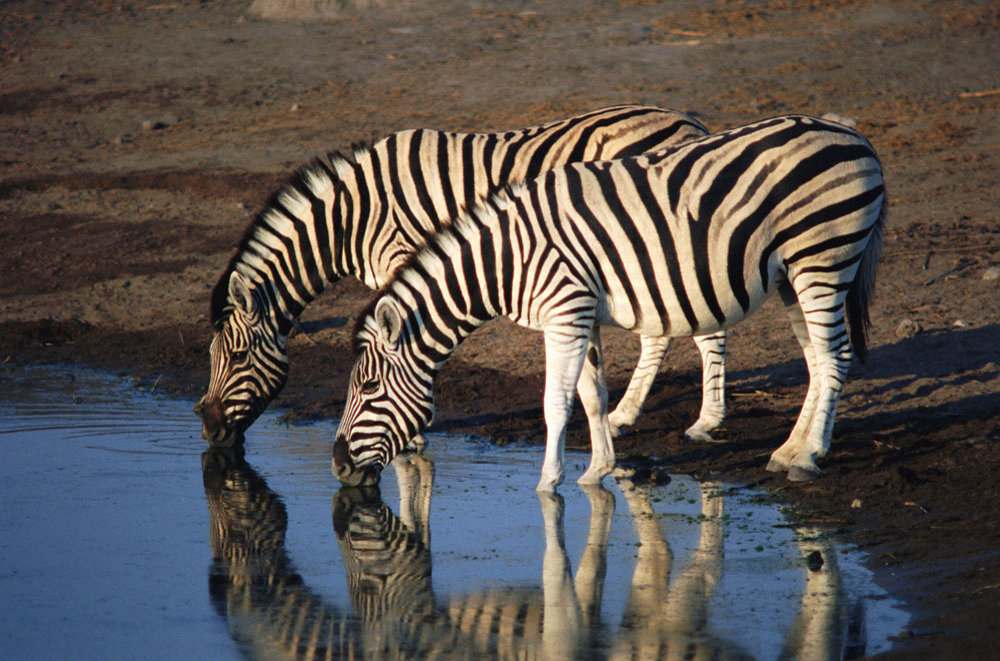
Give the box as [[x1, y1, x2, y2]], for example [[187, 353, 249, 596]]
[[1, 1, 998, 658]]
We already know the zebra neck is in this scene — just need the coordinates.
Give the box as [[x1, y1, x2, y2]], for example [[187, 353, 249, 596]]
[[388, 219, 510, 370], [228, 157, 381, 336]]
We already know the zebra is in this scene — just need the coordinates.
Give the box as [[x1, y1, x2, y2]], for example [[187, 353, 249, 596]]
[[333, 114, 887, 490], [194, 105, 727, 450]]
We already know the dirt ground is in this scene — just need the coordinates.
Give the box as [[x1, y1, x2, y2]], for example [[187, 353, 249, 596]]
[[2, 0, 998, 657]]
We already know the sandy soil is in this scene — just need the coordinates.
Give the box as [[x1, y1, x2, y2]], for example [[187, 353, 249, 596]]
[[2, 1, 998, 657]]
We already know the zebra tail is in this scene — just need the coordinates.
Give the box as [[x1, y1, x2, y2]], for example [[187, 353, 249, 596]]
[[846, 190, 888, 364]]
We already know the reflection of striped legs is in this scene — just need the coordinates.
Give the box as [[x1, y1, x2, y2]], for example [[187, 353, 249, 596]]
[[781, 527, 848, 661]]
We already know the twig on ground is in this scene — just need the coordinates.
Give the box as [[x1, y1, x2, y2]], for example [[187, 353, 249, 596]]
[[959, 89, 1000, 98], [923, 260, 976, 286]]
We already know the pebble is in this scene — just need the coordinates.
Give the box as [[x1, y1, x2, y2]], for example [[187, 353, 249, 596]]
[[953, 320, 971, 328], [895, 318, 921, 339], [821, 112, 857, 127], [983, 266, 1000, 281], [290, 103, 300, 111], [851, 498, 863, 509]]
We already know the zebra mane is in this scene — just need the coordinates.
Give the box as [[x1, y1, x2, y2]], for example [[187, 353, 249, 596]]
[[209, 147, 375, 330]]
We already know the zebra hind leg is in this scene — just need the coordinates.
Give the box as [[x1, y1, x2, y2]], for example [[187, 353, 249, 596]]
[[773, 280, 853, 481], [768, 283, 820, 474], [608, 335, 670, 436], [684, 332, 727, 443], [577, 328, 615, 485]]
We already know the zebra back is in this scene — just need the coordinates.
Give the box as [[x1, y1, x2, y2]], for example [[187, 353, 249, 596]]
[[379, 114, 886, 341]]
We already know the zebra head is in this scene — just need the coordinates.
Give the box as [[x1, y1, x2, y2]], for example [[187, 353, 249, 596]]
[[333, 297, 434, 487], [195, 271, 289, 447]]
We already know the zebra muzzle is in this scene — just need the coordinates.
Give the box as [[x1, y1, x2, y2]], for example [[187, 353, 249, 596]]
[[195, 397, 243, 447], [332, 435, 382, 487]]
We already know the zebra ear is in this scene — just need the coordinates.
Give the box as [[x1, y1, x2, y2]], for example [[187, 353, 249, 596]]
[[228, 271, 256, 317], [374, 297, 403, 348]]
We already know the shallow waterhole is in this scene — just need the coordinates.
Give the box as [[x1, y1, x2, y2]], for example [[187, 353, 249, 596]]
[[1, 367, 908, 660]]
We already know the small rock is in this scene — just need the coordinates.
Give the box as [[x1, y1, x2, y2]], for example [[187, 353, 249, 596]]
[[851, 498, 863, 509], [141, 119, 168, 131], [821, 112, 857, 127], [953, 319, 971, 328], [289, 103, 300, 111], [806, 550, 825, 571], [983, 266, 1000, 281], [895, 318, 922, 339]]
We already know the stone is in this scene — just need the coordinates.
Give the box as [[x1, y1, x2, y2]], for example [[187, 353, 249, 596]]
[[895, 318, 922, 339]]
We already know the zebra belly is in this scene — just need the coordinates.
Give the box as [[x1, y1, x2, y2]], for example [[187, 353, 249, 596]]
[[600, 267, 775, 339]]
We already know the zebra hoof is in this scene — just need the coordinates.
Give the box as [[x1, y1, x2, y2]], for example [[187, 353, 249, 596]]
[[536, 471, 564, 493], [766, 457, 790, 473], [787, 464, 822, 482], [608, 420, 632, 438], [577, 466, 612, 486], [405, 433, 428, 452], [683, 426, 718, 443]]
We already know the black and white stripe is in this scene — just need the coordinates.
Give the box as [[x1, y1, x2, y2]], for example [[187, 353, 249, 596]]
[[195, 106, 714, 447], [334, 115, 887, 489], [206, 448, 859, 659]]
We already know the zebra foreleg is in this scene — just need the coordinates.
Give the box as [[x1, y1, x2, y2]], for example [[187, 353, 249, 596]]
[[608, 335, 669, 436], [538, 326, 592, 492], [577, 328, 616, 485], [684, 332, 728, 443]]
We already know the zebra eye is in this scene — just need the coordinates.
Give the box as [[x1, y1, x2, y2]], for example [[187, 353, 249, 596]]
[[231, 349, 249, 362], [361, 380, 380, 395]]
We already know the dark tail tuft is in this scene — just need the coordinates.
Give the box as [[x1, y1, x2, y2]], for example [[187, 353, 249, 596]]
[[845, 190, 888, 364]]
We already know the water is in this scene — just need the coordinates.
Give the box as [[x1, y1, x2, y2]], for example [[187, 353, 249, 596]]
[[0, 367, 908, 660]]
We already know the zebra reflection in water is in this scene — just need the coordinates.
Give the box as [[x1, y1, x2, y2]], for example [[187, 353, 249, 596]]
[[203, 449, 866, 660]]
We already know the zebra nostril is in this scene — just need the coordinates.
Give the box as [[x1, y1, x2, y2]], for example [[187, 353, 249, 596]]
[[333, 435, 353, 473]]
